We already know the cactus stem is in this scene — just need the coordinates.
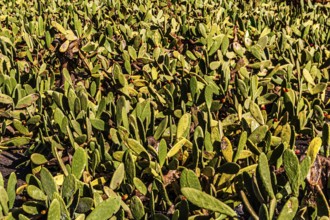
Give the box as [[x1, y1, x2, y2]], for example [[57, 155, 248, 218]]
[[239, 190, 259, 220]]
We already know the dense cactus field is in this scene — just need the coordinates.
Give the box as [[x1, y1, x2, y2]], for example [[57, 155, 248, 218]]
[[0, 0, 329, 219]]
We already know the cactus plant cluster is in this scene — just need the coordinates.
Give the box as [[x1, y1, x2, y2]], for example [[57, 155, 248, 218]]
[[0, 0, 330, 219]]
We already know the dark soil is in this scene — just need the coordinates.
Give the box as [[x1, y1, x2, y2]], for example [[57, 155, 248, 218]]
[[0, 151, 29, 187]]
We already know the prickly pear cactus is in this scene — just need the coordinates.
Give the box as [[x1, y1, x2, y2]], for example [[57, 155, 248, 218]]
[[0, 0, 329, 219]]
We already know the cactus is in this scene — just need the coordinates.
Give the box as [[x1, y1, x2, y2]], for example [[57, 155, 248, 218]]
[[72, 147, 87, 180], [126, 138, 148, 155], [221, 136, 233, 162], [299, 156, 311, 187], [0, 0, 329, 219], [167, 138, 191, 158], [181, 187, 237, 217], [277, 197, 298, 220], [283, 149, 300, 196], [281, 123, 291, 147], [154, 117, 168, 140], [110, 163, 125, 190], [133, 177, 147, 195], [0, 186, 9, 216], [249, 125, 268, 145], [6, 173, 16, 209], [22, 201, 45, 215], [62, 174, 77, 200], [176, 113, 191, 139], [250, 102, 265, 125], [40, 167, 58, 200], [258, 204, 269, 220], [26, 185, 47, 201], [180, 168, 202, 190], [53, 192, 70, 220], [257, 153, 275, 199], [76, 197, 94, 213], [124, 151, 136, 184], [322, 123, 329, 157], [47, 199, 61, 220], [307, 137, 322, 164], [233, 131, 248, 162], [130, 196, 145, 220], [86, 196, 121, 220], [158, 139, 167, 167]]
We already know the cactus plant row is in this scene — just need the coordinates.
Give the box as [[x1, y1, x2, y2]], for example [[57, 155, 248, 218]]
[[0, 0, 329, 219]]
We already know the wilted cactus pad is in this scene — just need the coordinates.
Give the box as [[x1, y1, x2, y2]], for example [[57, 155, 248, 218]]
[[0, 0, 330, 219]]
